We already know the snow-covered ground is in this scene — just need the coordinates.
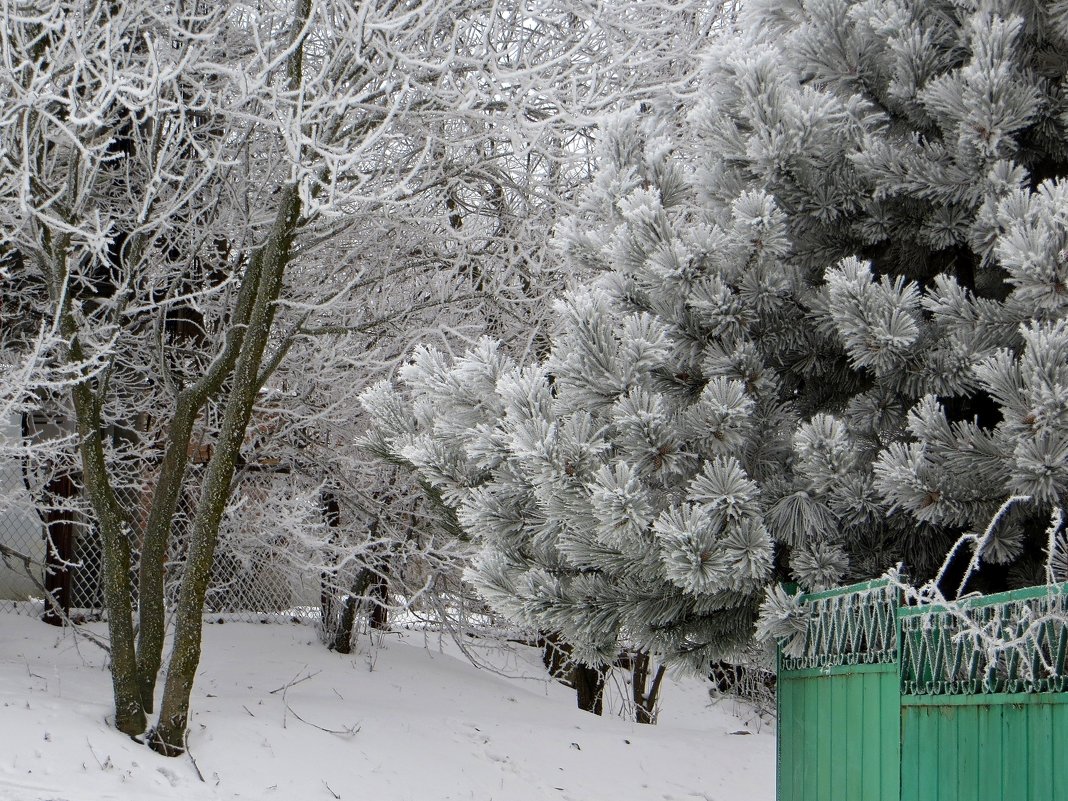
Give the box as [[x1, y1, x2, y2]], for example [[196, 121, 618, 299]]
[[0, 615, 774, 801]]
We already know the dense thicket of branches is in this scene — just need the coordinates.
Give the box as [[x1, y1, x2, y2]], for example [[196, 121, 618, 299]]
[[0, 0, 724, 752]]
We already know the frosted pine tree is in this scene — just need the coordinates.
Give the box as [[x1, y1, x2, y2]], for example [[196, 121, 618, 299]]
[[366, 0, 1068, 683], [362, 115, 776, 672], [688, 0, 1068, 590]]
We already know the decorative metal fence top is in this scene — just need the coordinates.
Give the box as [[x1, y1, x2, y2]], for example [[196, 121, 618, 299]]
[[779, 578, 899, 672], [899, 582, 1068, 696]]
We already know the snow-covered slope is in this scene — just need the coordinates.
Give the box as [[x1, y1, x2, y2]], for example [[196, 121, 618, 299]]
[[0, 617, 774, 801]]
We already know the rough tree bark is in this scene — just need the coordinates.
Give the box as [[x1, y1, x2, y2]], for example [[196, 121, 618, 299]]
[[68, 356, 146, 737], [149, 185, 302, 755]]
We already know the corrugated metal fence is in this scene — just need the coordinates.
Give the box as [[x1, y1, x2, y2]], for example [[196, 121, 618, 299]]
[[777, 579, 1068, 801]]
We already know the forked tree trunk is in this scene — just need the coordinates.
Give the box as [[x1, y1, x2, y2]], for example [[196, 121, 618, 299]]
[[134, 267, 260, 714], [149, 185, 302, 756], [631, 651, 665, 725]]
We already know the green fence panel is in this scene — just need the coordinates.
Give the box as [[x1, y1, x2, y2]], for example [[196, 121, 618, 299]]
[[899, 695, 1068, 801], [777, 579, 900, 801], [896, 584, 1068, 801], [779, 579, 899, 672], [778, 664, 899, 801], [899, 584, 1068, 695], [777, 580, 1068, 801]]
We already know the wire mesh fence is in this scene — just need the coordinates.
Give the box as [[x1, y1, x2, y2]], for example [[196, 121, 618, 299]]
[[0, 434, 325, 625], [1, 420, 467, 636]]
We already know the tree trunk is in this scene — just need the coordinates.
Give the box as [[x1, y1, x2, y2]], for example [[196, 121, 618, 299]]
[[148, 384, 254, 754], [541, 631, 570, 679], [319, 490, 341, 639], [134, 395, 197, 713], [330, 568, 374, 654], [573, 663, 604, 716], [150, 186, 301, 756], [41, 471, 75, 626], [330, 595, 359, 654], [631, 651, 664, 725], [136, 240, 261, 711], [369, 573, 389, 631], [540, 632, 604, 715], [70, 378, 146, 737]]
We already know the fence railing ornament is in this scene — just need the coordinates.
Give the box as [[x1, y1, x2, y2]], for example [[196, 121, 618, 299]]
[[899, 583, 1068, 695], [776, 578, 898, 672]]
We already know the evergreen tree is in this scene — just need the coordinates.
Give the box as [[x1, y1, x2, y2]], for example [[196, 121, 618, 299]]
[[363, 115, 776, 670], [365, 0, 1068, 674], [688, 0, 1068, 589]]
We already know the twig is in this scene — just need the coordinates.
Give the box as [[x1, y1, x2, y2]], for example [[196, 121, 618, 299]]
[[324, 780, 341, 799], [268, 667, 320, 695], [274, 666, 358, 736], [282, 698, 360, 737], [0, 542, 110, 654], [931, 495, 1031, 601], [242, 704, 256, 717], [85, 738, 104, 769], [0, 540, 46, 572], [185, 733, 206, 783]]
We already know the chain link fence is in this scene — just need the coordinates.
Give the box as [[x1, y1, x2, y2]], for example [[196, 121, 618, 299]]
[[0, 413, 328, 624], [1, 414, 467, 638]]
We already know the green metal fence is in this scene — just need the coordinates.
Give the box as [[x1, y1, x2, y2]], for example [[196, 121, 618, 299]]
[[776, 579, 1068, 801]]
